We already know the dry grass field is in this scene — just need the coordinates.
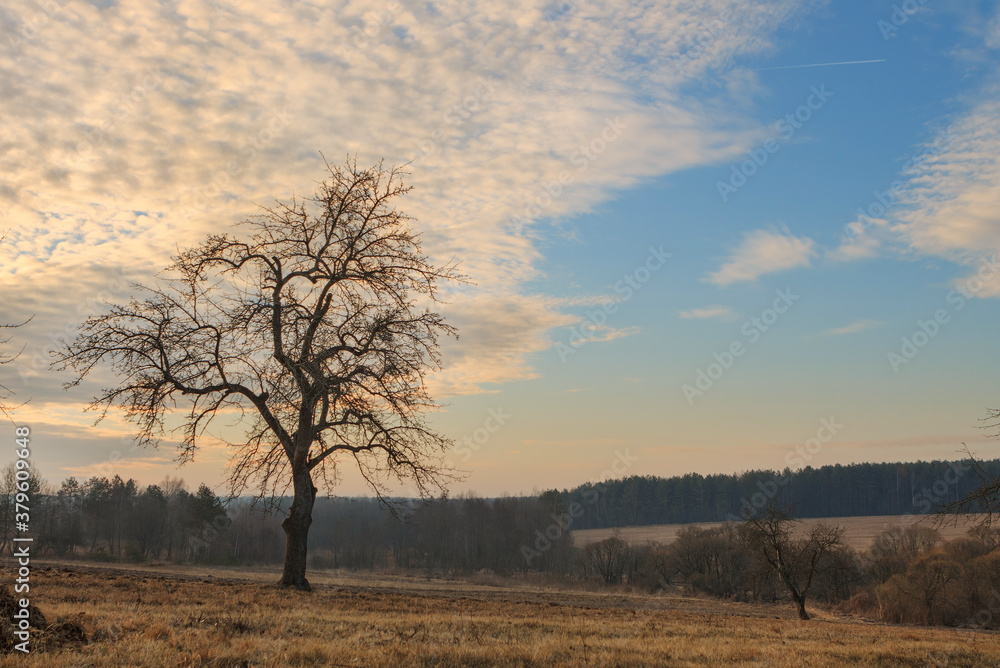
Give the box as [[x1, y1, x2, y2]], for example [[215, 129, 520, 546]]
[[572, 514, 983, 551], [3, 560, 1000, 666]]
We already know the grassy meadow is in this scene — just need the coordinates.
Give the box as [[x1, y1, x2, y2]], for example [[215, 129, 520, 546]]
[[2, 560, 999, 667]]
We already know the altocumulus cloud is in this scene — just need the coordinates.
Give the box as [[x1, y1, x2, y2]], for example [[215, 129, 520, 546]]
[[0, 0, 814, 403], [826, 12, 1000, 291], [887, 92, 1000, 297]]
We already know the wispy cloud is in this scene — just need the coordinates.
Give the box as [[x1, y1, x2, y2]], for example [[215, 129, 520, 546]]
[[578, 326, 642, 345], [60, 456, 177, 477], [828, 230, 883, 262], [707, 229, 816, 286], [678, 304, 735, 320], [820, 320, 882, 336], [0, 0, 811, 403]]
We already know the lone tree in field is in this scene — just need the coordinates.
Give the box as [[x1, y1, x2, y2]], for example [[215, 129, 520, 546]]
[[54, 159, 461, 589], [738, 502, 846, 620]]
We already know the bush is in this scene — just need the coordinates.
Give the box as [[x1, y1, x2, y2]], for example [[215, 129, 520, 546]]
[[811, 546, 864, 603], [581, 534, 633, 585], [836, 590, 877, 618], [866, 524, 939, 584], [124, 544, 146, 563], [664, 524, 752, 599], [83, 547, 114, 562], [876, 551, 962, 625]]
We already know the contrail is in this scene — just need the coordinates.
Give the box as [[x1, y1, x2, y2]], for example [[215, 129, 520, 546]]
[[753, 59, 886, 71]]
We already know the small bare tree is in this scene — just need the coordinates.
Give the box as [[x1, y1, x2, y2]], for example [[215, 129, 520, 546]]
[[54, 158, 462, 589], [739, 502, 846, 620]]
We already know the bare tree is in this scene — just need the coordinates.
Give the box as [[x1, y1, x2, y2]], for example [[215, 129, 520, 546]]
[[0, 287, 31, 421], [0, 324, 22, 421], [739, 502, 846, 620], [54, 158, 462, 589]]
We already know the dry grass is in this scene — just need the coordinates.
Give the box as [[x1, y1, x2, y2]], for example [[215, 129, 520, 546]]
[[572, 514, 984, 551], [2, 562, 1000, 666]]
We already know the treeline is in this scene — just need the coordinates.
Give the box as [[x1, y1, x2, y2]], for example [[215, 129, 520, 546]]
[[6, 457, 997, 584], [0, 466, 574, 573], [309, 493, 574, 574], [560, 459, 1000, 529], [0, 466, 233, 562]]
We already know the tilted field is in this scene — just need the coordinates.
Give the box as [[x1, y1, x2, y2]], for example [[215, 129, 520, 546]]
[[572, 513, 983, 550], [3, 560, 1000, 667]]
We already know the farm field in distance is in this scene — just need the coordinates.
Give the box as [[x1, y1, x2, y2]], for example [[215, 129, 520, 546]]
[[4, 560, 999, 667], [572, 514, 984, 551]]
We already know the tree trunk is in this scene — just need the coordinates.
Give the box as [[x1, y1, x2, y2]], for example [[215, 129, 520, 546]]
[[794, 595, 810, 620], [280, 468, 317, 590], [778, 567, 810, 620]]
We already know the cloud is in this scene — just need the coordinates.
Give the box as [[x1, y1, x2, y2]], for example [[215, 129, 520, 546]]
[[432, 292, 578, 396], [949, 4, 1000, 53], [580, 326, 641, 344], [678, 304, 734, 320], [886, 91, 1000, 296], [987, 12, 1000, 49], [707, 229, 816, 286], [827, 91, 999, 271], [0, 0, 812, 405], [828, 228, 883, 262], [820, 320, 882, 336], [60, 456, 177, 478]]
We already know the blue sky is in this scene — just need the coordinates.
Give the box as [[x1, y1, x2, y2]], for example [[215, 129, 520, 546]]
[[2, 0, 999, 497]]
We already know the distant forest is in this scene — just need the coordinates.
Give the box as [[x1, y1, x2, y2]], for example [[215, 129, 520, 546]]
[[0, 467, 576, 573], [559, 459, 1000, 529], [2, 458, 998, 575]]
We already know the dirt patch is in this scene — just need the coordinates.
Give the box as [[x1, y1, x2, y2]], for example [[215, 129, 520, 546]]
[[0, 583, 87, 654]]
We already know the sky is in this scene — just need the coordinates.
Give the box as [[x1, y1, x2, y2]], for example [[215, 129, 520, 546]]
[[1, 0, 999, 498]]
